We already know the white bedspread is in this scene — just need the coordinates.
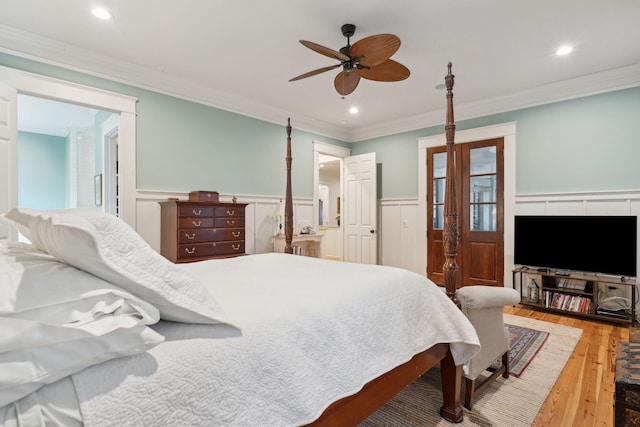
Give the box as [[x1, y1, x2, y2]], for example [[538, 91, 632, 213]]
[[72, 254, 479, 426]]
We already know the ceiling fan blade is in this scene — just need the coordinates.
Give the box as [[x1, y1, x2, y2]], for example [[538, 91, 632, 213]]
[[350, 34, 400, 67], [289, 64, 341, 82], [299, 40, 350, 62], [356, 59, 410, 82], [334, 71, 360, 96]]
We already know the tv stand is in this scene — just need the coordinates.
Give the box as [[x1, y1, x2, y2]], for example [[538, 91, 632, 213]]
[[513, 267, 636, 325]]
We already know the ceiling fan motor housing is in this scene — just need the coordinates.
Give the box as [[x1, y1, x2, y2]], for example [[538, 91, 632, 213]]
[[341, 24, 356, 38]]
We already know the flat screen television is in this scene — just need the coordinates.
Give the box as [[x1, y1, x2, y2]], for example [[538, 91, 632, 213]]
[[514, 215, 638, 277]]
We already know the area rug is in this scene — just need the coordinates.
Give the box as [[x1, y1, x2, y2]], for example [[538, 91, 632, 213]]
[[493, 323, 550, 377], [359, 314, 583, 427]]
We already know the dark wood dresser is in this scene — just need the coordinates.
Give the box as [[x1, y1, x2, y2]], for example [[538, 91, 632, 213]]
[[159, 200, 248, 263]]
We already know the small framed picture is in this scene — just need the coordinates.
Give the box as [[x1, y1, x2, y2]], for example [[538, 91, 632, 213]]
[[94, 174, 103, 206]]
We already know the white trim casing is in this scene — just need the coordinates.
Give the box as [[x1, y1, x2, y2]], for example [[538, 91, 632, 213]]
[[2, 26, 639, 142], [0, 65, 138, 228], [417, 122, 517, 284]]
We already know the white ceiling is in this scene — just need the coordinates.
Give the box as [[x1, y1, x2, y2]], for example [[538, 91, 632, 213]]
[[18, 94, 99, 137], [2, 0, 640, 142]]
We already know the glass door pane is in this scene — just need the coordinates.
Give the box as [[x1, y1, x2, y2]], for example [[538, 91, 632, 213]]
[[432, 152, 447, 229], [469, 146, 496, 231]]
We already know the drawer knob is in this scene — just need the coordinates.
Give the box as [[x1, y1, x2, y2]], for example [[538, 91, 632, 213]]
[[192, 209, 202, 216], [192, 220, 202, 227], [185, 247, 195, 255], [185, 233, 196, 240], [232, 244, 241, 251], [227, 220, 235, 225], [227, 210, 235, 216], [232, 231, 240, 238]]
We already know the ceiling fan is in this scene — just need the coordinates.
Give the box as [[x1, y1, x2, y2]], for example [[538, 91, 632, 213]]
[[289, 24, 410, 96]]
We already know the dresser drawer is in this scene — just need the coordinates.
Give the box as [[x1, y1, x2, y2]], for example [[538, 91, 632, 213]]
[[214, 206, 245, 218], [178, 241, 245, 259], [215, 217, 245, 228], [160, 199, 248, 263], [178, 228, 244, 244], [178, 217, 215, 229], [178, 205, 214, 218]]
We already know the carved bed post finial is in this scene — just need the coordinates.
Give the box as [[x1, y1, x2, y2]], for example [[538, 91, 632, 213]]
[[443, 62, 460, 307], [284, 118, 294, 254]]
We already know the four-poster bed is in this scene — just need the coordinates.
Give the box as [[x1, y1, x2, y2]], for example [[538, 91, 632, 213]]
[[0, 64, 476, 426], [285, 63, 466, 425]]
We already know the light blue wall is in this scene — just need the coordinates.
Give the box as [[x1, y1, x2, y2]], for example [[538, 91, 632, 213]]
[[3, 51, 639, 201], [17, 131, 67, 209], [0, 52, 348, 199], [134, 91, 346, 195], [353, 87, 640, 198]]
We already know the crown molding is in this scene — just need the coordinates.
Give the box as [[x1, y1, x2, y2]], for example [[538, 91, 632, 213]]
[[0, 25, 351, 141], [1, 24, 638, 143], [349, 63, 640, 142]]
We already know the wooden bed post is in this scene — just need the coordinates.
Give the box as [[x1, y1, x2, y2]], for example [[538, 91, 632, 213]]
[[439, 62, 464, 423], [284, 118, 294, 254], [443, 62, 459, 307]]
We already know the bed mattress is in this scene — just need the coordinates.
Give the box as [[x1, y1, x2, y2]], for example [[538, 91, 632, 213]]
[[3, 253, 479, 426]]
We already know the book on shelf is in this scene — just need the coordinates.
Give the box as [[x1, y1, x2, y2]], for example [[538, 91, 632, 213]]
[[543, 291, 592, 314], [556, 278, 587, 290]]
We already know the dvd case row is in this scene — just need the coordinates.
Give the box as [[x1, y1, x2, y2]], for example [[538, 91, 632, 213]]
[[543, 291, 592, 314]]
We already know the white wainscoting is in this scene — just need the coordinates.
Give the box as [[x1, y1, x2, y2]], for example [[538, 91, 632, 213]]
[[379, 199, 420, 274], [377, 190, 640, 282], [135, 190, 315, 256], [514, 190, 640, 284], [514, 190, 640, 318], [133, 189, 640, 290]]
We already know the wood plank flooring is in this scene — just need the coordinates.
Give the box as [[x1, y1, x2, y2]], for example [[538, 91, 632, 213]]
[[505, 305, 629, 427]]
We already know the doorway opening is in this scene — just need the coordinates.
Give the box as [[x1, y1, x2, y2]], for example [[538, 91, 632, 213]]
[[319, 154, 342, 260], [0, 65, 138, 231], [16, 94, 119, 213], [313, 141, 351, 261]]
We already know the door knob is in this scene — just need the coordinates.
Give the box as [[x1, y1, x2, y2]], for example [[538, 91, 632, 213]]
[[370, 229, 375, 234]]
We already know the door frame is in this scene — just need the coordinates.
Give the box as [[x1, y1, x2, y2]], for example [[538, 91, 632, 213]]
[[418, 122, 517, 285], [101, 113, 119, 216], [313, 141, 350, 254], [0, 65, 138, 228]]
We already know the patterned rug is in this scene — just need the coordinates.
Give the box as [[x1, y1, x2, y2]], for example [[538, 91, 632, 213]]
[[359, 314, 582, 427], [493, 323, 550, 377]]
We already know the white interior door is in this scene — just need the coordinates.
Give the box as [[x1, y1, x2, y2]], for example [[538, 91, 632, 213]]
[[0, 80, 17, 239], [343, 152, 377, 264]]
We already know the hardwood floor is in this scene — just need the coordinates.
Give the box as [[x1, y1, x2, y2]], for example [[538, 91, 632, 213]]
[[505, 305, 629, 427]]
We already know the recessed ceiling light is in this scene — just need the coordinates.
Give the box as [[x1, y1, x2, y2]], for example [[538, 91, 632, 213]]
[[349, 107, 359, 114], [556, 45, 573, 56], [92, 8, 114, 20]]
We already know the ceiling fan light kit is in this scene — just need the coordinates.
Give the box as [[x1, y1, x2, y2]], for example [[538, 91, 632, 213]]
[[289, 24, 410, 96]]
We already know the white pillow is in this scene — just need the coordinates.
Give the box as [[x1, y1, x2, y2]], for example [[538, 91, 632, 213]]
[[0, 241, 164, 407], [5, 208, 234, 325]]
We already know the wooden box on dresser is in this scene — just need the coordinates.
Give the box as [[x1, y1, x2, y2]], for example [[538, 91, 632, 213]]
[[159, 199, 248, 263]]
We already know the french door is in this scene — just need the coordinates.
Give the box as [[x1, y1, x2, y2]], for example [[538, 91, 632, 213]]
[[427, 138, 504, 287]]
